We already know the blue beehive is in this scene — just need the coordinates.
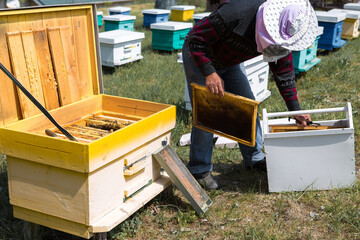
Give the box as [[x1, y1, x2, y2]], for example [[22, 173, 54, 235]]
[[103, 15, 136, 31], [316, 11, 347, 50], [97, 11, 103, 27], [108, 6, 131, 15], [150, 21, 193, 51], [142, 9, 170, 27], [193, 12, 211, 24], [292, 27, 323, 74]]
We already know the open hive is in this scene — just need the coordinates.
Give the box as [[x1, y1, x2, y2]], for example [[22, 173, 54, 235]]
[[0, 4, 176, 238]]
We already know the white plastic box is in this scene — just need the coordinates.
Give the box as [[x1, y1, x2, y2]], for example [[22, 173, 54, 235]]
[[108, 6, 131, 15], [262, 103, 355, 193], [99, 30, 145, 67], [242, 55, 271, 102], [344, 3, 360, 11]]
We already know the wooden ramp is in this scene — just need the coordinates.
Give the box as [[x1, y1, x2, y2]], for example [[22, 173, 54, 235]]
[[153, 145, 213, 215]]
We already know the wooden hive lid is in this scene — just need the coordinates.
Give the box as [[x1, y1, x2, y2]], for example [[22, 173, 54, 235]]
[[0, 4, 101, 127]]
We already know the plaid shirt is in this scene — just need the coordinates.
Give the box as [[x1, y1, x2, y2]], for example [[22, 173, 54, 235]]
[[186, 15, 301, 111]]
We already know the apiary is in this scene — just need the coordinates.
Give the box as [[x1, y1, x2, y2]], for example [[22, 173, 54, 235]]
[[103, 14, 136, 31], [150, 21, 193, 51], [262, 103, 355, 193], [108, 6, 131, 15], [142, 9, 170, 27], [97, 11, 103, 27], [193, 12, 211, 24], [328, 9, 360, 39], [242, 55, 271, 102], [316, 11, 347, 50], [170, 5, 195, 22], [0, 4, 176, 238], [99, 29, 144, 67], [292, 26, 323, 74]]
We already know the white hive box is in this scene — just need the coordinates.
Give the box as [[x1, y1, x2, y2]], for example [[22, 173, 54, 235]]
[[262, 103, 355, 193], [99, 30, 145, 67], [242, 55, 271, 102], [108, 6, 131, 15], [316, 10, 346, 23], [193, 12, 211, 23], [176, 53, 192, 111], [344, 3, 360, 11]]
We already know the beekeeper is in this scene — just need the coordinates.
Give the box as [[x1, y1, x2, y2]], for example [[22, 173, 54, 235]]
[[182, 0, 318, 190]]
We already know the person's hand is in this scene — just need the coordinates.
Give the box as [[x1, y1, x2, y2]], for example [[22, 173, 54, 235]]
[[205, 72, 224, 97], [293, 114, 311, 128]]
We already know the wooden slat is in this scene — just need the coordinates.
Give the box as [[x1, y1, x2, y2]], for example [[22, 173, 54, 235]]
[[26, 13, 44, 31], [33, 30, 60, 110], [21, 31, 46, 107], [0, 16, 20, 125], [269, 125, 341, 133], [71, 9, 93, 99], [7, 32, 40, 118], [59, 26, 80, 102], [47, 27, 72, 106]]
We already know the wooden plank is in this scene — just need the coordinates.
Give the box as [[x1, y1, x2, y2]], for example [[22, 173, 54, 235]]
[[33, 29, 60, 110], [7, 156, 88, 224], [41, 11, 58, 29], [7, 32, 41, 118], [47, 27, 72, 106], [13, 206, 91, 239], [269, 124, 341, 133], [153, 145, 213, 215], [0, 16, 20, 125], [59, 26, 81, 102], [21, 31, 46, 107], [26, 13, 44, 31], [71, 9, 93, 99]]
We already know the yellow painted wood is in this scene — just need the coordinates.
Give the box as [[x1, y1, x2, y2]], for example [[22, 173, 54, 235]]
[[0, 15, 20, 126], [7, 156, 88, 224], [47, 27, 72, 106], [7, 32, 41, 118], [33, 29, 60, 110], [341, 18, 360, 39], [71, 9, 93, 99], [13, 206, 92, 239], [21, 31, 46, 107]]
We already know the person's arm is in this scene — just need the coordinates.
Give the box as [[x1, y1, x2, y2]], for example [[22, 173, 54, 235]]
[[187, 18, 224, 96], [269, 53, 311, 127]]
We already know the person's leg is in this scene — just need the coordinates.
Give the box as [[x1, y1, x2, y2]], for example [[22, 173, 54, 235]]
[[182, 41, 215, 175], [218, 64, 265, 169]]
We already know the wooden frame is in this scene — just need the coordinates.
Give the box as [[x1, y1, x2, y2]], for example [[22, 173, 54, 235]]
[[191, 83, 259, 147]]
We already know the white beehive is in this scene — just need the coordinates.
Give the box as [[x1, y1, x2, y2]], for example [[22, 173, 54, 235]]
[[99, 30, 145, 67], [344, 3, 360, 11], [108, 6, 131, 15], [262, 103, 355, 193], [316, 11, 346, 23], [242, 55, 271, 102]]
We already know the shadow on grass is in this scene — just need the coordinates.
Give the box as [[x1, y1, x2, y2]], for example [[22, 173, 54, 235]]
[[213, 162, 269, 194]]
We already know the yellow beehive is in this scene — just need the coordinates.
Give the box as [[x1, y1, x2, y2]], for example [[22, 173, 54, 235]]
[[0, 4, 176, 239], [170, 5, 195, 21]]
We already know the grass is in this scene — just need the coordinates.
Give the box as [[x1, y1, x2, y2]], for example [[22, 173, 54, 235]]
[[0, 0, 360, 239]]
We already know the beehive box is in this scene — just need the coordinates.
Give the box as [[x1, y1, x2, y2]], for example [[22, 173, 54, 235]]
[[150, 21, 193, 51], [242, 55, 271, 102], [108, 6, 131, 15], [344, 2, 360, 11], [316, 11, 347, 50], [292, 26, 323, 74], [193, 12, 211, 24], [99, 29, 144, 67], [262, 103, 355, 192], [142, 9, 170, 27], [328, 8, 360, 39], [103, 14, 136, 31], [0, 4, 175, 238], [170, 5, 195, 22], [97, 10, 103, 27]]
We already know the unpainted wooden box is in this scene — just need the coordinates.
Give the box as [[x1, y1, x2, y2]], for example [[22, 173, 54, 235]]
[[0, 4, 175, 239], [262, 103, 355, 193]]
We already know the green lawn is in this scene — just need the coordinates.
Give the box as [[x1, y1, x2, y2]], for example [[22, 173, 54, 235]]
[[0, 1, 359, 239]]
